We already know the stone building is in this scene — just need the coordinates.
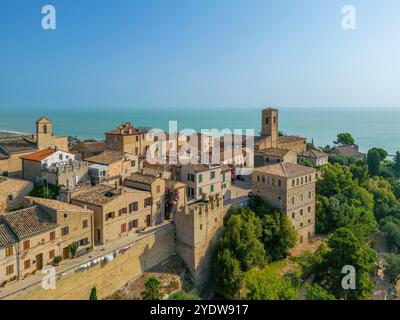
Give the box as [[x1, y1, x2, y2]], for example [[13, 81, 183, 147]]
[[0, 197, 93, 284], [0, 177, 33, 212], [298, 149, 329, 166], [20, 148, 89, 187], [255, 108, 307, 153], [71, 185, 152, 245], [105, 123, 151, 157], [252, 162, 317, 244], [173, 163, 225, 287], [35, 117, 68, 152], [0, 117, 68, 178], [254, 148, 297, 167], [124, 173, 166, 225], [86, 150, 138, 185]]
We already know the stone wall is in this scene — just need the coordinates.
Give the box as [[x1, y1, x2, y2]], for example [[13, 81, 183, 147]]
[[5, 224, 176, 300]]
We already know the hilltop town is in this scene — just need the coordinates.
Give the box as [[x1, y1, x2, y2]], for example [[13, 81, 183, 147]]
[[0, 107, 399, 300]]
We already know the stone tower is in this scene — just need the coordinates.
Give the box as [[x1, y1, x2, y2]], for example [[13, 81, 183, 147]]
[[36, 117, 53, 150], [261, 108, 278, 147]]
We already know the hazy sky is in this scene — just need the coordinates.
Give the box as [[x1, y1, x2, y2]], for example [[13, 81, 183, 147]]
[[0, 0, 399, 110]]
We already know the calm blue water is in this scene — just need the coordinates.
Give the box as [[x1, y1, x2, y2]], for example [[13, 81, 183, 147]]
[[1, 107, 399, 155]]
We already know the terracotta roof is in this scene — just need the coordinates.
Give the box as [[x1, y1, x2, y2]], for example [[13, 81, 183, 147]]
[[86, 150, 127, 165], [20, 148, 55, 162], [36, 117, 52, 123], [0, 138, 37, 155], [254, 162, 317, 178], [331, 145, 365, 158], [71, 184, 122, 206], [70, 141, 106, 158], [0, 223, 18, 248], [72, 185, 150, 206], [278, 135, 306, 144], [26, 197, 92, 213], [187, 163, 219, 172], [299, 149, 329, 159], [126, 173, 159, 185], [2, 206, 57, 239], [256, 148, 291, 157]]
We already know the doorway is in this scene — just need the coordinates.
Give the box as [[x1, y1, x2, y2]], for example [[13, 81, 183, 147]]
[[36, 253, 43, 270]]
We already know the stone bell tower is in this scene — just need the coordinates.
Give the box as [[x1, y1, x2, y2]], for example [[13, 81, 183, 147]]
[[36, 117, 53, 150], [261, 108, 278, 147]]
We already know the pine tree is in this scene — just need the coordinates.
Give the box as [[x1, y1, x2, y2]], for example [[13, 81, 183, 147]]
[[89, 286, 97, 300]]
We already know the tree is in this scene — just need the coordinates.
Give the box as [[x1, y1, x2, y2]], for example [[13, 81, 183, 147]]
[[305, 283, 336, 300], [141, 276, 163, 300], [244, 266, 298, 300], [381, 217, 400, 251], [212, 248, 244, 299], [384, 253, 400, 285], [367, 149, 382, 176], [394, 151, 400, 176], [317, 163, 358, 198], [369, 147, 388, 161], [248, 196, 297, 261], [89, 286, 97, 300], [314, 228, 378, 300], [334, 133, 355, 146], [219, 208, 266, 270]]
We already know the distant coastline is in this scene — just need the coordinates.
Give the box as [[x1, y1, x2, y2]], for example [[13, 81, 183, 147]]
[[1, 107, 400, 154]]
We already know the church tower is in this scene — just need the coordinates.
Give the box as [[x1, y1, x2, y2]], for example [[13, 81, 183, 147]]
[[261, 108, 278, 147], [36, 117, 53, 150]]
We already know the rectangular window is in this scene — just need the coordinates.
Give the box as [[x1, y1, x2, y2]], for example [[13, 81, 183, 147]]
[[222, 173, 225, 182], [121, 223, 127, 233], [210, 184, 214, 192], [210, 171, 215, 179], [105, 212, 115, 220], [82, 219, 88, 229], [119, 207, 128, 216], [144, 197, 152, 208], [198, 174, 203, 183], [61, 226, 69, 236], [128, 219, 138, 230], [24, 259, 30, 270], [5, 246, 13, 257], [79, 238, 89, 246], [198, 187, 203, 196], [49, 249, 55, 259], [6, 265, 14, 275], [156, 185, 161, 193], [23, 240, 30, 250], [129, 202, 138, 213], [50, 231, 56, 241]]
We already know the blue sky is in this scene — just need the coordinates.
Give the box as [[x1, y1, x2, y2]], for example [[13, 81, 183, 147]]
[[0, 0, 399, 110]]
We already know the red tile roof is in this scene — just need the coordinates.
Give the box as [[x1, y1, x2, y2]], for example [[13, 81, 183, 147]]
[[20, 148, 55, 162]]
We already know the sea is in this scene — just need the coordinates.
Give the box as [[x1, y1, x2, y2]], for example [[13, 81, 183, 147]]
[[0, 107, 399, 155]]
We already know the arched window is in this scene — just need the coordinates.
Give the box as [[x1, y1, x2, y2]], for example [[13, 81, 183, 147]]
[[278, 179, 282, 187]]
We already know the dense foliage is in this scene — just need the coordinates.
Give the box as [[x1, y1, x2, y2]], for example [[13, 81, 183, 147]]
[[334, 133, 355, 146], [212, 197, 297, 299], [141, 277, 163, 300]]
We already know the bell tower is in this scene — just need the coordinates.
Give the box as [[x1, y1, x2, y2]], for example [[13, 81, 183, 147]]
[[36, 117, 53, 150], [261, 108, 278, 147]]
